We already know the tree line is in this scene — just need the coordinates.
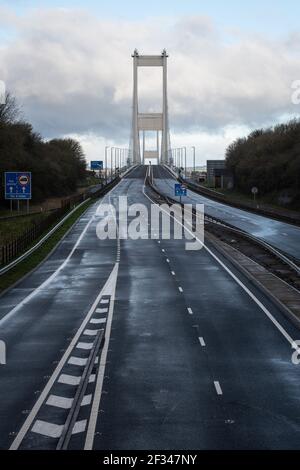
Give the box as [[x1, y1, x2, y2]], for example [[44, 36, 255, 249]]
[[225, 119, 300, 207], [0, 93, 87, 205]]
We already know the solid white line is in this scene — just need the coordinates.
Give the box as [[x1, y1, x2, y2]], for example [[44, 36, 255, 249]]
[[214, 381, 223, 395], [84, 263, 119, 450], [199, 337, 206, 347], [187, 308, 193, 315], [0, 218, 95, 328], [0, 198, 91, 277], [1, 178, 124, 329], [10, 264, 118, 450], [46, 395, 73, 409], [142, 180, 297, 349]]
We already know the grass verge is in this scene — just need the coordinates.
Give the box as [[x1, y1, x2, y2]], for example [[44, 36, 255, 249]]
[[0, 212, 49, 245], [0, 198, 94, 293]]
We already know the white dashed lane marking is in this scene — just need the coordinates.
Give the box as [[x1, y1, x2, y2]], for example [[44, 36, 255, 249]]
[[178, 287, 183, 293], [214, 381, 223, 395], [187, 308, 193, 315], [199, 337, 206, 347]]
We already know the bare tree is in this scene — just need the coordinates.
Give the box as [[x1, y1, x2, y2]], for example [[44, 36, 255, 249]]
[[0, 92, 21, 124]]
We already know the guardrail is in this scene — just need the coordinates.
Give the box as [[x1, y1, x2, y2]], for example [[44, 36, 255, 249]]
[[164, 164, 300, 227], [0, 175, 121, 275], [181, 177, 300, 227], [0, 198, 89, 275], [146, 173, 300, 277]]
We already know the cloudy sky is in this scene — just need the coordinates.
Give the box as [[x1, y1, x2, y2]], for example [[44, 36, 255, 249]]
[[0, 0, 300, 165]]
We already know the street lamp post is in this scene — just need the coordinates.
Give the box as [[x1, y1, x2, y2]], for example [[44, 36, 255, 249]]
[[105, 146, 109, 184], [116, 148, 119, 175], [192, 146, 196, 176], [183, 147, 187, 178], [180, 148, 183, 172], [114, 148, 117, 177], [110, 147, 115, 181]]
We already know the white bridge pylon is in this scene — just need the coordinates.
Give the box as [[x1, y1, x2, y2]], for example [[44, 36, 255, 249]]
[[130, 49, 171, 165]]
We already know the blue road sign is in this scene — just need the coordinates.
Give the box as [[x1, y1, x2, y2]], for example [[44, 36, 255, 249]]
[[90, 161, 103, 170], [5, 172, 32, 200], [175, 183, 187, 197]]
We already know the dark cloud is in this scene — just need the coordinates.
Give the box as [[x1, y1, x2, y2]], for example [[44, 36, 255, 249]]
[[0, 8, 299, 161]]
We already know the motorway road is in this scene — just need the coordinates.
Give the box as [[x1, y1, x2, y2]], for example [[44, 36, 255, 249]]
[[152, 165, 300, 261], [0, 165, 300, 449]]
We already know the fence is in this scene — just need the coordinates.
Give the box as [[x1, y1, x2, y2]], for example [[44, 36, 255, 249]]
[[0, 192, 86, 267], [0, 176, 120, 268]]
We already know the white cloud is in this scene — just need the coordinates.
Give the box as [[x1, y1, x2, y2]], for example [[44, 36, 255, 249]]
[[0, 7, 300, 164]]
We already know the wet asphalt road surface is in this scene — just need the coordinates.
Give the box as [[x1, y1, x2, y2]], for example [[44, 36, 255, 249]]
[[152, 165, 300, 260], [0, 165, 300, 450]]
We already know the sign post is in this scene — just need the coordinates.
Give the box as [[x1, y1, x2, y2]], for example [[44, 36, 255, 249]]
[[251, 186, 258, 204], [175, 183, 187, 204], [5, 172, 32, 212], [90, 161, 103, 171], [90, 161, 104, 182]]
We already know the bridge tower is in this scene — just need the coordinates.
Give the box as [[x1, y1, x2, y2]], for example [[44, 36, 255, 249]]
[[130, 49, 171, 165]]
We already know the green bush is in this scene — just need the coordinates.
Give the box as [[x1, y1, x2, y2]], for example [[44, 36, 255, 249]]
[[0, 93, 87, 204], [226, 119, 300, 206]]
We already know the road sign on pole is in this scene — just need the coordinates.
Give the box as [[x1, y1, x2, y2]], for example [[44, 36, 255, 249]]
[[175, 183, 187, 198], [90, 161, 103, 170], [251, 186, 258, 203], [5, 172, 32, 200]]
